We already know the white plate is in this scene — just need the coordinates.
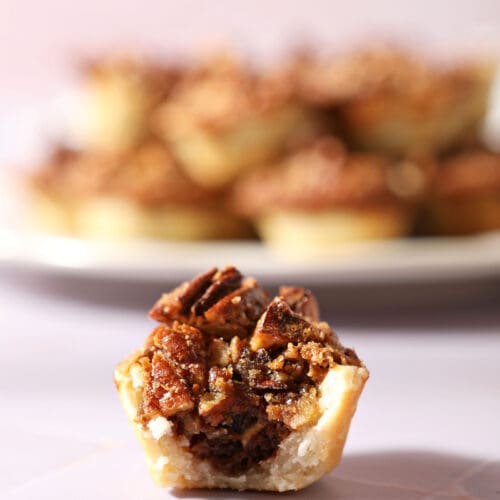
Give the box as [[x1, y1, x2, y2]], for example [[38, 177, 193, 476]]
[[2, 227, 500, 284]]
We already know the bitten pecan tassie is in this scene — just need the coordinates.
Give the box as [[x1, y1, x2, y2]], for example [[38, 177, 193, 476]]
[[115, 267, 368, 491]]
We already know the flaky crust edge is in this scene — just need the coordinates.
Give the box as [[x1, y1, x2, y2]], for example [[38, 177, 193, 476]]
[[114, 351, 369, 492]]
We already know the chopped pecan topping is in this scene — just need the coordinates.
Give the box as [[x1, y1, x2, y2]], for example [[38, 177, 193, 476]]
[[192, 267, 243, 314], [150, 268, 217, 320], [279, 286, 320, 322], [198, 367, 237, 426], [208, 337, 231, 367], [150, 266, 269, 338], [134, 267, 363, 476], [140, 351, 194, 419], [151, 324, 206, 387], [250, 297, 334, 351]]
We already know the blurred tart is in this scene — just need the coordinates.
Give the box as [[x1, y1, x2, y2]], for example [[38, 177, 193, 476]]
[[423, 149, 500, 235], [232, 137, 427, 257], [154, 54, 315, 189], [114, 266, 368, 491], [28, 142, 250, 240], [74, 57, 180, 154], [291, 46, 495, 155]]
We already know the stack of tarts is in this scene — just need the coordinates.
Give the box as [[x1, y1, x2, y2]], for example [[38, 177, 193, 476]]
[[26, 44, 500, 252]]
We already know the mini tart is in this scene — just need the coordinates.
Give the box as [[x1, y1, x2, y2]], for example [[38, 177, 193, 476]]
[[28, 142, 251, 240], [290, 46, 495, 155], [115, 266, 368, 491], [74, 57, 180, 154], [232, 137, 426, 255], [154, 54, 315, 189], [423, 149, 500, 235]]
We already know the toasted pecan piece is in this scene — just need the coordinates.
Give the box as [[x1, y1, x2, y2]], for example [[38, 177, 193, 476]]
[[150, 266, 269, 338], [139, 351, 195, 419], [279, 286, 320, 322], [198, 367, 237, 426], [150, 268, 218, 320], [249, 297, 334, 351], [151, 323, 206, 388]]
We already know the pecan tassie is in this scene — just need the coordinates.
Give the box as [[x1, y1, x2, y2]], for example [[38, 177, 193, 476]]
[[231, 137, 426, 216], [134, 266, 362, 476], [30, 141, 216, 208]]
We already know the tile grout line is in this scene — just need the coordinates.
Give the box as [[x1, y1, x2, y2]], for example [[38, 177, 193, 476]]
[[420, 457, 499, 499]]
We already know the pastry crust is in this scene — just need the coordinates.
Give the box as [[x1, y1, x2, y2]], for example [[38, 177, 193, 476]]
[[256, 208, 412, 257], [28, 190, 251, 240], [115, 358, 368, 491], [114, 267, 368, 491]]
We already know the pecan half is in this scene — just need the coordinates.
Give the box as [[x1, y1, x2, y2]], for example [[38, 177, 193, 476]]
[[150, 267, 269, 338]]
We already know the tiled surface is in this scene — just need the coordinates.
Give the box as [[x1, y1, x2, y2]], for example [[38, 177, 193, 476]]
[[1, 272, 499, 499]]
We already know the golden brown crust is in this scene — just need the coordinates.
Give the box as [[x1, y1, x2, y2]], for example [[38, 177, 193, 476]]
[[231, 137, 420, 214]]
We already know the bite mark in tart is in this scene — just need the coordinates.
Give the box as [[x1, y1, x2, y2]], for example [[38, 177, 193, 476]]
[[114, 266, 368, 491]]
